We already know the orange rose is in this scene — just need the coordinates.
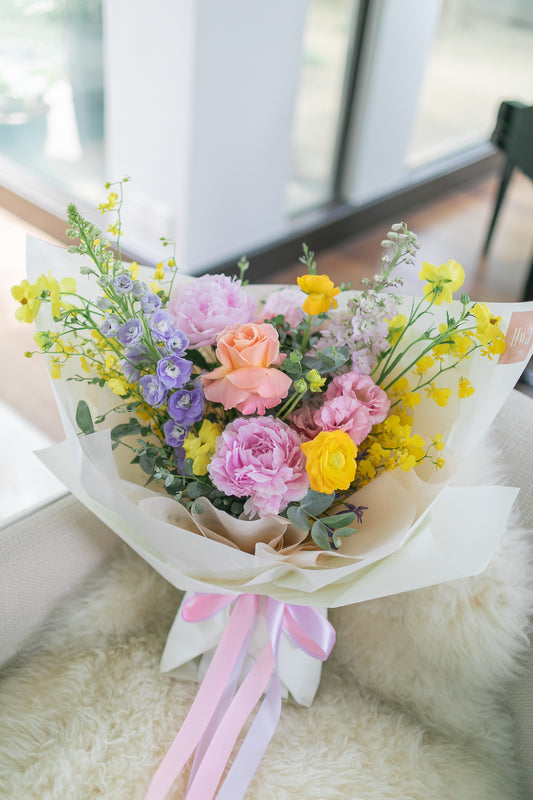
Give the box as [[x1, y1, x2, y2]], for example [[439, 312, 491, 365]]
[[201, 323, 292, 415]]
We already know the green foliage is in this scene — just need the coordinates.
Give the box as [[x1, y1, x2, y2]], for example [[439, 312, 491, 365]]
[[324, 511, 356, 528], [299, 243, 317, 274], [75, 400, 94, 434], [110, 418, 141, 441], [302, 346, 349, 374], [286, 504, 311, 531], [299, 489, 336, 516]]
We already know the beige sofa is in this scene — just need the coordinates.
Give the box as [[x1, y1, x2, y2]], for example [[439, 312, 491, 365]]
[[0, 389, 532, 799]]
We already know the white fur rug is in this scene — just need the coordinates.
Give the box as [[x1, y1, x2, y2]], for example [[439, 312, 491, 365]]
[[0, 443, 532, 800]]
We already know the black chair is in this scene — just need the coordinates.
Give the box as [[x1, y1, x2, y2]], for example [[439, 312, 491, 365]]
[[483, 100, 533, 301]]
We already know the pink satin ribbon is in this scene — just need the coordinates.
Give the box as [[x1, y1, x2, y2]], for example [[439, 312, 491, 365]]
[[144, 592, 336, 800]]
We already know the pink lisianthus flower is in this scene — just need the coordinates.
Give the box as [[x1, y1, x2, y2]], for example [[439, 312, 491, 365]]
[[259, 288, 306, 328], [201, 322, 292, 415], [326, 371, 390, 423], [168, 274, 257, 348], [208, 416, 309, 518], [313, 396, 372, 445], [288, 403, 322, 441]]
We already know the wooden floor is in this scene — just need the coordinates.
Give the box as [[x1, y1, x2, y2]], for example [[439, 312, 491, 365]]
[[2, 169, 533, 447], [268, 172, 533, 304]]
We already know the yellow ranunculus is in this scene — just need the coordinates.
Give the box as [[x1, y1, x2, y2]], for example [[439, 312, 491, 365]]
[[419, 259, 465, 305], [301, 430, 357, 494], [183, 419, 221, 476], [297, 274, 340, 315]]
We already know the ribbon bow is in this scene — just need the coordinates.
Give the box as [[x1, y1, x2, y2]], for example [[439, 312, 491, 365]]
[[144, 593, 336, 800]]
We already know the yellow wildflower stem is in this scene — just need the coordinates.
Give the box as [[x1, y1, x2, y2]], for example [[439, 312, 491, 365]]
[[374, 294, 433, 384], [380, 310, 474, 392]]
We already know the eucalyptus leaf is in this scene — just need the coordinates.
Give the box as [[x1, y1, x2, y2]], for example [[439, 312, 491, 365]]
[[139, 452, 157, 475], [300, 489, 336, 516], [282, 360, 303, 377], [324, 512, 356, 529], [111, 419, 141, 441], [75, 400, 94, 434], [286, 505, 311, 531], [332, 526, 356, 538], [187, 482, 206, 499], [310, 520, 332, 550]]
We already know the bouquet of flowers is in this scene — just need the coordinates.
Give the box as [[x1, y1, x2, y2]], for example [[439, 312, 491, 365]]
[[12, 178, 533, 800]]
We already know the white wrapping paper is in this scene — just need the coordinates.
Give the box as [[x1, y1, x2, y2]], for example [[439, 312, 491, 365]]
[[28, 236, 533, 702]]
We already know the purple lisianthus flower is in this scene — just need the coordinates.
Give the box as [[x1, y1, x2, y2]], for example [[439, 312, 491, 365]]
[[149, 309, 175, 341], [121, 342, 149, 382], [164, 330, 189, 355], [208, 416, 309, 518], [139, 373, 168, 407], [96, 296, 113, 311], [121, 358, 140, 383], [114, 273, 133, 296], [167, 388, 204, 425], [157, 354, 193, 389], [117, 318, 143, 346], [132, 280, 150, 299], [168, 274, 257, 348], [125, 343, 149, 363], [174, 446, 186, 471], [141, 293, 162, 315], [99, 313, 121, 337], [163, 419, 187, 447]]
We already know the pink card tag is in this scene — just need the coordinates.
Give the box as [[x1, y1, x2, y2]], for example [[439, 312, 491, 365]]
[[498, 310, 533, 365]]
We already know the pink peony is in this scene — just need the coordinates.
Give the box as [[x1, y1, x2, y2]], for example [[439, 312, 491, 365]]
[[259, 288, 306, 328], [168, 275, 257, 348], [202, 323, 292, 415], [313, 396, 372, 445], [208, 416, 309, 518], [325, 371, 390, 423]]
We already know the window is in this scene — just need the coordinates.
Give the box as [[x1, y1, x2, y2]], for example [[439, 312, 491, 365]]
[[287, 0, 359, 214], [407, 0, 533, 168], [0, 0, 105, 205]]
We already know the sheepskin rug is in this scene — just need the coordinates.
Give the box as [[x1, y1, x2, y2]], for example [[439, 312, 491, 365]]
[[0, 443, 532, 800]]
